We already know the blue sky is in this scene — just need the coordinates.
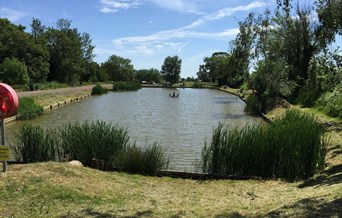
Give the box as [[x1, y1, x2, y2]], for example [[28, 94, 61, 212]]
[[0, 0, 312, 78]]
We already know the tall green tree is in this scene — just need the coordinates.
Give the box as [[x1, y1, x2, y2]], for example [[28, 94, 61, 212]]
[[135, 68, 161, 83], [161, 55, 182, 84], [0, 58, 29, 85], [45, 19, 84, 84], [102, 55, 134, 81], [0, 18, 49, 83]]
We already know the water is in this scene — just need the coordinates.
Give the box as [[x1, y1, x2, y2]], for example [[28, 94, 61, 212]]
[[7, 88, 262, 171]]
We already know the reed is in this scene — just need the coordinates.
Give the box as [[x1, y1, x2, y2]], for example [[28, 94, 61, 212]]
[[58, 120, 129, 167], [12, 124, 59, 162], [202, 110, 328, 181], [115, 142, 169, 175]]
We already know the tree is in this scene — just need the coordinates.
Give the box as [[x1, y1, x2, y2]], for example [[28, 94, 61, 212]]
[[202, 52, 229, 86], [161, 55, 182, 84], [45, 19, 85, 84], [0, 18, 50, 83], [0, 58, 29, 85], [31, 18, 46, 37], [101, 55, 134, 81], [135, 68, 161, 83]]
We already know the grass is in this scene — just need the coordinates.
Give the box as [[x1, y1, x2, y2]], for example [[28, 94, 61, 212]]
[[0, 162, 341, 217]]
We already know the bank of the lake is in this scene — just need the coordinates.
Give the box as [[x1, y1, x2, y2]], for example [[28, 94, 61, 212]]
[[0, 161, 341, 217]]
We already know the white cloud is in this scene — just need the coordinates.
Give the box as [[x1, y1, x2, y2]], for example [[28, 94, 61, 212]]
[[149, 0, 197, 13], [0, 8, 27, 22], [100, 7, 118, 13], [183, 1, 265, 29], [108, 1, 261, 57], [98, 0, 140, 13]]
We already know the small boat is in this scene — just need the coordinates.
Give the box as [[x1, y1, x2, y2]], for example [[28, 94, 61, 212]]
[[169, 92, 179, 98]]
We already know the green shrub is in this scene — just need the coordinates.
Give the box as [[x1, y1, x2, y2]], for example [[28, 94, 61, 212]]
[[316, 84, 342, 118], [17, 97, 44, 119], [202, 110, 328, 181], [115, 143, 169, 175], [91, 84, 108, 95], [296, 86, 321, 107], [112, 81, 141, 91], [58, 121, 129, 167], [12, 124, 60, 163]]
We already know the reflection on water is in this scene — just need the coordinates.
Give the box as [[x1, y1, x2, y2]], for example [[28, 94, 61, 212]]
[[7, 88, 262, 172]]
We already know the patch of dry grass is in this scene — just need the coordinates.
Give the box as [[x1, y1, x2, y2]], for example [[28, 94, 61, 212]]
[[0, 162, 341, 217]]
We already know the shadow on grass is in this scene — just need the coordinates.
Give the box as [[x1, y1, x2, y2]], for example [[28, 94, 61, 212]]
[[62, 209, 153, 218], [298, 164, 342, 188], [267, 197, 342, 217]]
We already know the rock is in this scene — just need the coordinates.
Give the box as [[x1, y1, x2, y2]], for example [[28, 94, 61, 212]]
[[68, 160, 83, 167]]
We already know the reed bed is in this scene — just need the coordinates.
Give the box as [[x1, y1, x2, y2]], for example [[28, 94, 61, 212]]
[[12, 124, 60, 162], [11, 120, 168, 174], [202, 110, 328, 181], [115, 142, 169, 175]]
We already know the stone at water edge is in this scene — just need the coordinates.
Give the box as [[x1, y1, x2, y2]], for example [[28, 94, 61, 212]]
[[68, 160, 83, 167]]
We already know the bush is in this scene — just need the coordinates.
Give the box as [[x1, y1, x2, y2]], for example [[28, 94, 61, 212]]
[[112, 81, 141, 91], [115, 143, 169, 175], [316, 84, 342, 118], [296, 86, 321, 107], [17, 97, 44, 119], [12, 124, 60, 163], [202, 110, 328, 181], [91, 84, 108, 95]]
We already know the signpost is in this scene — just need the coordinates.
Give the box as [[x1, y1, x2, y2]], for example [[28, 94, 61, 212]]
[[0, 83, 19, 172]]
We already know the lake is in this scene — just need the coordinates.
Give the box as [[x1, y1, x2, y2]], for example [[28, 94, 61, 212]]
[[8, 88, 262, 172]]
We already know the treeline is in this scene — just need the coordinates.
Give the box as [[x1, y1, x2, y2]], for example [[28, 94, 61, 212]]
[[0, 18, 165, 86], [197, 0, 341, 117]]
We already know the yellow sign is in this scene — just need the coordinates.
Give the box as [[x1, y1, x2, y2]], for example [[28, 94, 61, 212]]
[[0, 145, 10, 161]]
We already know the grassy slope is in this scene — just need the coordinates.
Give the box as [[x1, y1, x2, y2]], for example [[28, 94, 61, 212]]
[[2, 85, 340, 217], [0, 162, 341, 217]]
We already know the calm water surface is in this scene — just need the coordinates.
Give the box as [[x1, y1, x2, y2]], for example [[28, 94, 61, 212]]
[[8, 88, 262, 171]]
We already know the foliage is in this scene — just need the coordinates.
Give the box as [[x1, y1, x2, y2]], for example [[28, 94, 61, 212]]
[[202, 110, 328, 181], [0, 18, 50, 84], [316, 83, 342, 118], [135, 68, 161, 83], [0, 58, 30, 85], [112, 81, 141, 91], [12, 124, 60, 163], [102, 55, 134, 82], [161, 55, 182, 84], [17, 97, 44, 119], [58, 121, 129, 167], [115, 143, 169, 175], [91, 84, 108, 95]]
